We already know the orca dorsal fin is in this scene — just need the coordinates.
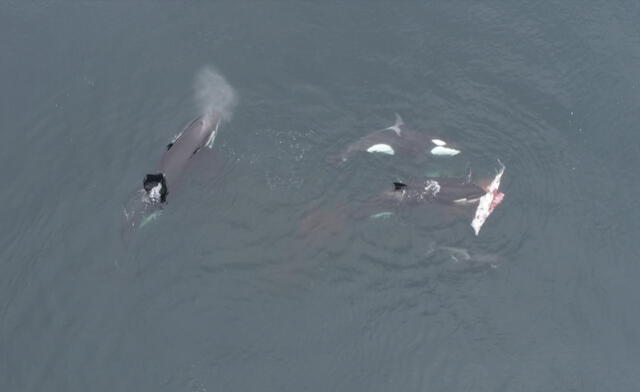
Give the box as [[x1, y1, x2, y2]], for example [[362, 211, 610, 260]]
[[386, 113, 405, 136], [393, 182, 408, 191]]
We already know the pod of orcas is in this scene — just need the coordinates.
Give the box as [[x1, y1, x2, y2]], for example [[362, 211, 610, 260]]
[[339, 113, 506, 235], [124, 88, 505, 236]]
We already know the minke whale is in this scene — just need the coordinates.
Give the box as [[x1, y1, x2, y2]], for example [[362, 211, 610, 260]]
[[145, 113, 221, 203], [470, 161, 505, 235], [122, 113, 222, 231], [339, 114, 461, 162], [123, 66, 237, 233]]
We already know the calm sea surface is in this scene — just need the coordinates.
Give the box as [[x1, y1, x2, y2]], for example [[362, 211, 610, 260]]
[[1, 1, 639, 391]]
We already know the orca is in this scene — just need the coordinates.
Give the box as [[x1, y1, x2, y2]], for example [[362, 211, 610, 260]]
[[339, 114, 461, 162]]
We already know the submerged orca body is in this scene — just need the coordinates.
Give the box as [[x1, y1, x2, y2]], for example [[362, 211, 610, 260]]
[[340, 114, 461, 162], [123, 113, 221, 232], [425, 242, 504, 269]]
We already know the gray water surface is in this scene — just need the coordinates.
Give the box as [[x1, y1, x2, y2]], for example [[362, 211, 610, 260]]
[[2, 2, 640, 391]]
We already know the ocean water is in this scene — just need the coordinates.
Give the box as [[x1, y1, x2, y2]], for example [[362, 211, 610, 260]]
[[1, 1, 639, 391]]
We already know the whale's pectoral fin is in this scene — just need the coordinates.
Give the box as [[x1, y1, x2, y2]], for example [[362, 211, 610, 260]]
[[205, 119, 221, 149], [167, 131, 184, 151], [393, 182, 408, 191]]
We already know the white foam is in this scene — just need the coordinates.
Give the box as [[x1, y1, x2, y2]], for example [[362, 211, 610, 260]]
[[149, 183, 163, 203], [424, 180, 441, 196]]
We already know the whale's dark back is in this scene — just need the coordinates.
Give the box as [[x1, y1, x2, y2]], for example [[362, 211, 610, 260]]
[[158, 113, 220, 190]]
